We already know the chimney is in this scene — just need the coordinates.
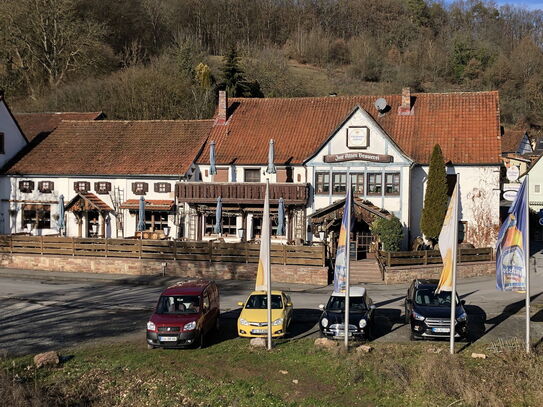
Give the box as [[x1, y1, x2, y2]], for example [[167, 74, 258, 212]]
[[398, 87, 413, 115], [216, 90, 228, 125]]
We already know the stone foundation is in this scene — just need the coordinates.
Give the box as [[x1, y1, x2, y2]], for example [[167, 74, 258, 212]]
[[384, 261, 495, 284], [0, 254, 329, 286]]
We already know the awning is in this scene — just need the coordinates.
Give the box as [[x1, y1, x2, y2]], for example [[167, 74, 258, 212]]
[[120, 199, 175, 211], [65, 192, 113, 212], [309, 197, 391, 226]]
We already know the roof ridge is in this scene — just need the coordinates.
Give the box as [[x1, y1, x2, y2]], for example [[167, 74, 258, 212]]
[[14, 111, 103, 115], [58, 119, 214, 123]]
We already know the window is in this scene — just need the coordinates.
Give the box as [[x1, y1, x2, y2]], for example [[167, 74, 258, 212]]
[[252, 216, 262, 237], [385, 173, 400, 195], [350, 173, 364, 194], [535, 184, 541, 194], [22, 205, 51, 229], [0, 132, 4, 154], [222, 215, 237, 235], [74, 181, 90, 192], [141, 211, 169, 231], [154, 183, 171, 193], [367, 173, 382, 195], [332, 173, 347, 194], [132, 182, 148, 195], [94, 182, 111, 194], [19, 180, 34, 193], [316, 172, 330, 194], [38, 181, 54, 194], [244, 169, 261, 182]]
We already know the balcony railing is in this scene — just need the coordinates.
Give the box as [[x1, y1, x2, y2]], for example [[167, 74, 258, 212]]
[[177, 182, 309, 205]]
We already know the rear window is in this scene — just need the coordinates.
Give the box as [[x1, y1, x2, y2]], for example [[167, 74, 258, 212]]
[[156, 295, 200, 314], [245, 294, 283, 309]]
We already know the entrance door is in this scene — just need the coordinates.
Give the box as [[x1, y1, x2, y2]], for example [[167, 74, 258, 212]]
[[87, 210, 99, 238], [354, 233, 374, 260]]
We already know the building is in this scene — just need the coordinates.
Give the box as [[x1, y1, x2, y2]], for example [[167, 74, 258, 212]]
[[181, 89, 502, 249]]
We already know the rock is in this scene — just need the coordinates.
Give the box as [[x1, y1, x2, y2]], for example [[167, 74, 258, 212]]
[[292, 379, 299, 384], [279, 370, 288, 375], [33, 351, 60, 368], [314, 338, 338, 349], [355, 345, 373, 354], [250, 338, 267, 348], [471, 353, 487, 359]]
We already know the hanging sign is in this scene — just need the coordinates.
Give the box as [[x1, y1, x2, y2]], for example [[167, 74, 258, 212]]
[[323, 152, 393, 163], [506, 166, 520, 182]]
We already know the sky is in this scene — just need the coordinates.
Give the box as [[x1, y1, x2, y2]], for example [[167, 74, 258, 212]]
[[444, 0, 543, 11]]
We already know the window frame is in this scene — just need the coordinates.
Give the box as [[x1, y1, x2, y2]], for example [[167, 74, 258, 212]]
[[315, 172, 330, 194], [22, 205, 51, 229], [244, 168, 261, 183], [19, 180, 35, 193], [384, 172, 400, 195], [350, 173, 365, 195], [74, 181, 90, 193], [332, 172, 347, 195], [366, 173, 383, 195]]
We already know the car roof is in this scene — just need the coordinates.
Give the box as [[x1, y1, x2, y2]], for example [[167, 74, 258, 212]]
[[331, 287, 366, 297], [161, 280, 213, 296], [249, 290, 286, 296]]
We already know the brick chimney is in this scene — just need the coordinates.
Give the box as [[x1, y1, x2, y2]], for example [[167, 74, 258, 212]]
[[398, 87, 413, 115], [216, 90, 228, 125]]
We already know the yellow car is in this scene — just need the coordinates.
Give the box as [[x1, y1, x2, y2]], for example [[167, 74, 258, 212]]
[[237, 290, 293, 338]]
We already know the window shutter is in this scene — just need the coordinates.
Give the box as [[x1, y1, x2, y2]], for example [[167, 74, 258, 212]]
[[132, 183, 137, 194], [154, 183, 160, 193], [74, 182, 79, 192], [164, 183, 171, 193], [143, 182, 149, 193]]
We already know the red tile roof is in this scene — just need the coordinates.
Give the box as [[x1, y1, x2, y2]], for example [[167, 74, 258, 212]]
[[5, 120, 213, 176], [65, 192, 112, 211], [120, 199, 175, 211], [198, 91, 501, 165], [14, 112, 103, 141]]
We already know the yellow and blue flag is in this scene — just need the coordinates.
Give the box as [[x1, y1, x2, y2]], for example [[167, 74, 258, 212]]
[[436, 182, 459, 293], [333, 187, 352, 293], [496, 179, 528, 292]]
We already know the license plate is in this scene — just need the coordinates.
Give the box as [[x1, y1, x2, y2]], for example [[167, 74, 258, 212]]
[[252, 329, 268, 334], [432, 327, 450, 333], [159, 336, 178, 342], [334, 332, 353, 338]]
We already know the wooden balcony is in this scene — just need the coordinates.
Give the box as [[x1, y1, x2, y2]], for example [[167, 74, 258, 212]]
[[177, 182, 309, 205]]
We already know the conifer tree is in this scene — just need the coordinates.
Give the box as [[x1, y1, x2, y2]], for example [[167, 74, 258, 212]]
[[221, 46, 263, 97], [420, 144, 449, 243]]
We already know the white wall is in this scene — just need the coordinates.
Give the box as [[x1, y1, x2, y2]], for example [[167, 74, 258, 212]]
[[0, 100, 28, 169], [528, 158, 543, 213]]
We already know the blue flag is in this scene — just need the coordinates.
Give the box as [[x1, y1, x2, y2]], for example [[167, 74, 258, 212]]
[[333, 188, 352, 293], [496, 179, 528, 292]]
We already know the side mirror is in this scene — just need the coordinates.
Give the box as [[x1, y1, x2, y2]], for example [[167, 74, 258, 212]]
[[237, 301, 244, 307], [286, 302, 293, 307], [318, 304, 325, 311], [460, 300, 466, 306]]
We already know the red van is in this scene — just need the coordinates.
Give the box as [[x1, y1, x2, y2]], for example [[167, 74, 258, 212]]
[[146, 280, 220, 349]]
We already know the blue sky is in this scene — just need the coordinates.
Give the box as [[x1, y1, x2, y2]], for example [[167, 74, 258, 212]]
[[444, 0, 543, 11]]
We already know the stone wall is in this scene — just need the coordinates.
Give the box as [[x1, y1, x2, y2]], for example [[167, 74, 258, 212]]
[[0, 254, 329, 285], [384, 261, 495, 284]]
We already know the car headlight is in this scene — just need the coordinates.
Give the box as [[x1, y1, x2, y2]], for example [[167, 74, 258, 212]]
[[146, 321, 156, 331], [272, 318, 283, 326], [412, 311, 425, 321], [184, 321, 196, 331], [457, 312, 467, 322], [239, 318, 249, 326], [321, 317, 328, 328], [359, 319, 367, 328]]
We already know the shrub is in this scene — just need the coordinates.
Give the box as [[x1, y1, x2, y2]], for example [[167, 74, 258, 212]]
[[371, 215, 403, 251]]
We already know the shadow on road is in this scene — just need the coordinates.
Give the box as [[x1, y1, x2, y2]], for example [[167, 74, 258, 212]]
[[484, 291, 543, 337]]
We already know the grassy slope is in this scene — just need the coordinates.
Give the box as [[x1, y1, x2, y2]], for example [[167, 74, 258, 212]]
[[2, 338, 543, 407]]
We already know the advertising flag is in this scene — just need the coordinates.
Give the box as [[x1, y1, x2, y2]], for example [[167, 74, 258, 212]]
[[333, 187, 352, 293], [436, 182, 459, 293], [496, 179, 528, 292], [255, 182, 271, 291]]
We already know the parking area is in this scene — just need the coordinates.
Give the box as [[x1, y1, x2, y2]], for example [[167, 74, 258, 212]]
[[0, 270, 542, 356]]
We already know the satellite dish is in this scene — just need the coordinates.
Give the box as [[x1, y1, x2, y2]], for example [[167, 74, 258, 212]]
[[374, 98, 388, 113]]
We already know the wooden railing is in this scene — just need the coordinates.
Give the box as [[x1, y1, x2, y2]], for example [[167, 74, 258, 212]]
[[378, 247, 493, 267], [0, 235, 326, 267]]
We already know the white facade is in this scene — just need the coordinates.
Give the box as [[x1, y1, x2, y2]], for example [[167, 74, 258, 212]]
[[0, 99, 28, 170], [527, 156, 543, 213]]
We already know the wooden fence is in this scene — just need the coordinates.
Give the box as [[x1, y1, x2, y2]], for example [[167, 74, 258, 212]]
[[0, 235, 326, 267], [377, 247, 493, 267]]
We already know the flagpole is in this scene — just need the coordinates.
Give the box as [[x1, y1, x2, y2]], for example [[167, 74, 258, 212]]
[[344, 178, 351, 350], [525, 174, 531, 354], [450, 174, 459, 355], [265, 180, 272, 351]]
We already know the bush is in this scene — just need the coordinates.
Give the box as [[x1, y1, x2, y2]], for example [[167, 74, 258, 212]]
[[371, 215, 403, 251]]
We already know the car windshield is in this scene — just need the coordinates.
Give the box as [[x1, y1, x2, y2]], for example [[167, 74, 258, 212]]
[[415, 288, 460, 307], [156, 295, 200, 314], [245, 294, 283, 309], [326, 296, 367, 312]]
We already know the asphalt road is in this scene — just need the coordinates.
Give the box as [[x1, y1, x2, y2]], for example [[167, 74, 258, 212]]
[[1, 270, 542, 356]]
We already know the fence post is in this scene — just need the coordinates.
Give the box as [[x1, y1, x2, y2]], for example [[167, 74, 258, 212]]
[[424, 250, 428, 265], [105, 238, 108, 258], [139, 239, 142, 259], [72, 237, 75, 256], [208, 240, 213, 263], [387, 251, 391, 267], [322, 245, 326, 267], [245, 243, 248, 264], [283, 245, 287, 265], [9, 235, 13, 255], [40, 236, 44, 255], [458, 248, 462, 264], [172, 241, 177, 261]]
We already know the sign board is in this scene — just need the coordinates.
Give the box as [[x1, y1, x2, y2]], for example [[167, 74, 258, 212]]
[[506, 166, 520, 182], [346, 126, 369, 149], [323, 152, 393, 163], [503, 190, 518, 201]]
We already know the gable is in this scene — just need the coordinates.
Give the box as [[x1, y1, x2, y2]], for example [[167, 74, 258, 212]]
[[0, 98, 28, 169]]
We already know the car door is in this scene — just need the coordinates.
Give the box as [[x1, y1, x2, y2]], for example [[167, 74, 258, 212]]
[[202, 291, 211, 334]]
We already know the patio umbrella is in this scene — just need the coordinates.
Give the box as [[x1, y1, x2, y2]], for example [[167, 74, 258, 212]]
[[267, 139, 276, 174], [137, 196, 146, 232], [57, 195, 65, 234], [210, 140, 217, 175], [214, 196, 222, 234], [277, 197, 285, 236]]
